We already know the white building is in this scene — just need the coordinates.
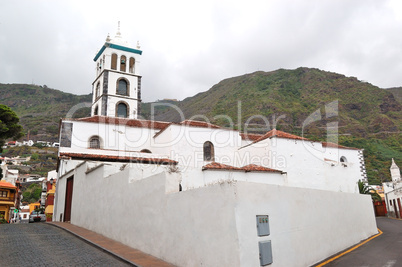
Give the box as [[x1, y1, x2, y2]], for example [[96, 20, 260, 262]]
[[1, 161, 19, 185], [383, 158, 402, 218], [53, 26, 377, 267], [23, 140, 34, 146]]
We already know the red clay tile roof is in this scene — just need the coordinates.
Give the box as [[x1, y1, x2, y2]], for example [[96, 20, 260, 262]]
[[241, 164, 284, 173], [322, 142, 360, 150], [59, 152, 177, 165], [239, 133, 264, 141], [67, 116, 170, 130], [0, 180, 17, 189], [202, 162, 244, 171], [180, 120, 222, 129], [253, 129, 309, 144], [202, 162, 284, 173]]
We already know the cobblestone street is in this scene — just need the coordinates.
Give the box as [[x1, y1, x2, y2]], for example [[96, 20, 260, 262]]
[[0, 223, 132, 266]]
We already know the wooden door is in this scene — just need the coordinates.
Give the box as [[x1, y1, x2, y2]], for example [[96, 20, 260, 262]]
[[64, 176, 74, 222]]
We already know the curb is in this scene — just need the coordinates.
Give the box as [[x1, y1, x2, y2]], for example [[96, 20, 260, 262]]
[[313, 228, 383, 266], [46, 222, 140, 267]]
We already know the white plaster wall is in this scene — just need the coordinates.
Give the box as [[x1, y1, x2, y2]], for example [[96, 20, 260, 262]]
[[53, 169, 68, 222], [268, 138, 361, 193], [237, 137, 363, 193], [200, 170, 285, 188], [152, 124, 242, 169], [60, 120, 156, 154], [234, 181, 378, 267], [237, 138, 272, 167], [69, 163, 241, 266]]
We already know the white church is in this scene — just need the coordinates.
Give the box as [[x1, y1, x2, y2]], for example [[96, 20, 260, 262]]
[[383, 159, 402, 219], [53, 25, 378, 266]]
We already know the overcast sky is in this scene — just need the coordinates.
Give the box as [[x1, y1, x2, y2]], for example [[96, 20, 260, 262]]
[[1, 0, 402, 102]]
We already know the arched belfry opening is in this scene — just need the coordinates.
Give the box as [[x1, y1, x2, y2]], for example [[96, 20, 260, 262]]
[[116, 102, 128, 118], [117, 79, 129, 96], [120, 55, 127, 72], [129, 57, 135, 73], [111, 54, 118, 70]]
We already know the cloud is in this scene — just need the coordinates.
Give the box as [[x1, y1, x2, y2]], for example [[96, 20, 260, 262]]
[[1, 0, 402, 102]]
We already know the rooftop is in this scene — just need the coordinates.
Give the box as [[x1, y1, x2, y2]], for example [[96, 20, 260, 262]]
[[59, 152, 177, 165], [0, 180, 16, 189], [202, 162, 283, 173], [68, 116, 170, 130]]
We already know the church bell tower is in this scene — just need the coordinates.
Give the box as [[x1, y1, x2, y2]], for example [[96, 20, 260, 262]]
[[91, 22, 142, 119]]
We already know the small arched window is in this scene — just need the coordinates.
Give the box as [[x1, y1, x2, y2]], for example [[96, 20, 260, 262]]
[[203, 141, 214, 161], [89, 136, 101, 149], [129, 57, 135, 73], [140, 149, 152, 153], [340, 156, 348, 167], [111, 53, 117, 70], [117, 79, 128, 96], [120, 55, 127, 72], [96, 82, 100, 97], [94, 105, 98, 116], [117, 102, 128, 118]]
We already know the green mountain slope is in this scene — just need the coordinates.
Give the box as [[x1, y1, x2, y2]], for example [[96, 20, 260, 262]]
[[143, 68, 400, 136], [0, 83, 91, 141]]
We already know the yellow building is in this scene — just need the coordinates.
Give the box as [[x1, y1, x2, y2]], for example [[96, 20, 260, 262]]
[[28, 201, 41, 214], [0, 180, 17, 222]]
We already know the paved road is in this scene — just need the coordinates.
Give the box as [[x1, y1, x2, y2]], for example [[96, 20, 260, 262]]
[[327, 217, 402, 267], [0, 223, 132, 266]]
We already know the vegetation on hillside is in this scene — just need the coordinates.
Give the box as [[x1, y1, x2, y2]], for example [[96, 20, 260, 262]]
[[22, 183, 42, 204], [0, 104, 24, 179], [2, 146, 58, 177], [0, 84, 91, 142]]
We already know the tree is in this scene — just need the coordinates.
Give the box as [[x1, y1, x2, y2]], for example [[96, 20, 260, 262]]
[[22, 183, 42, 203], [358, 180, 382, 202], [0, 104, 24, 179]]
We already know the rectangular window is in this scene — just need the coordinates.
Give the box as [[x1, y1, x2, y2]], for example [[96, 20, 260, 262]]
[[0, 191, 7, 197]]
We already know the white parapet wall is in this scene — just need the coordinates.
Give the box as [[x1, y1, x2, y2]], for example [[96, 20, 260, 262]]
[[233, 181, 378, 266], [55, 162, 378, 266]]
